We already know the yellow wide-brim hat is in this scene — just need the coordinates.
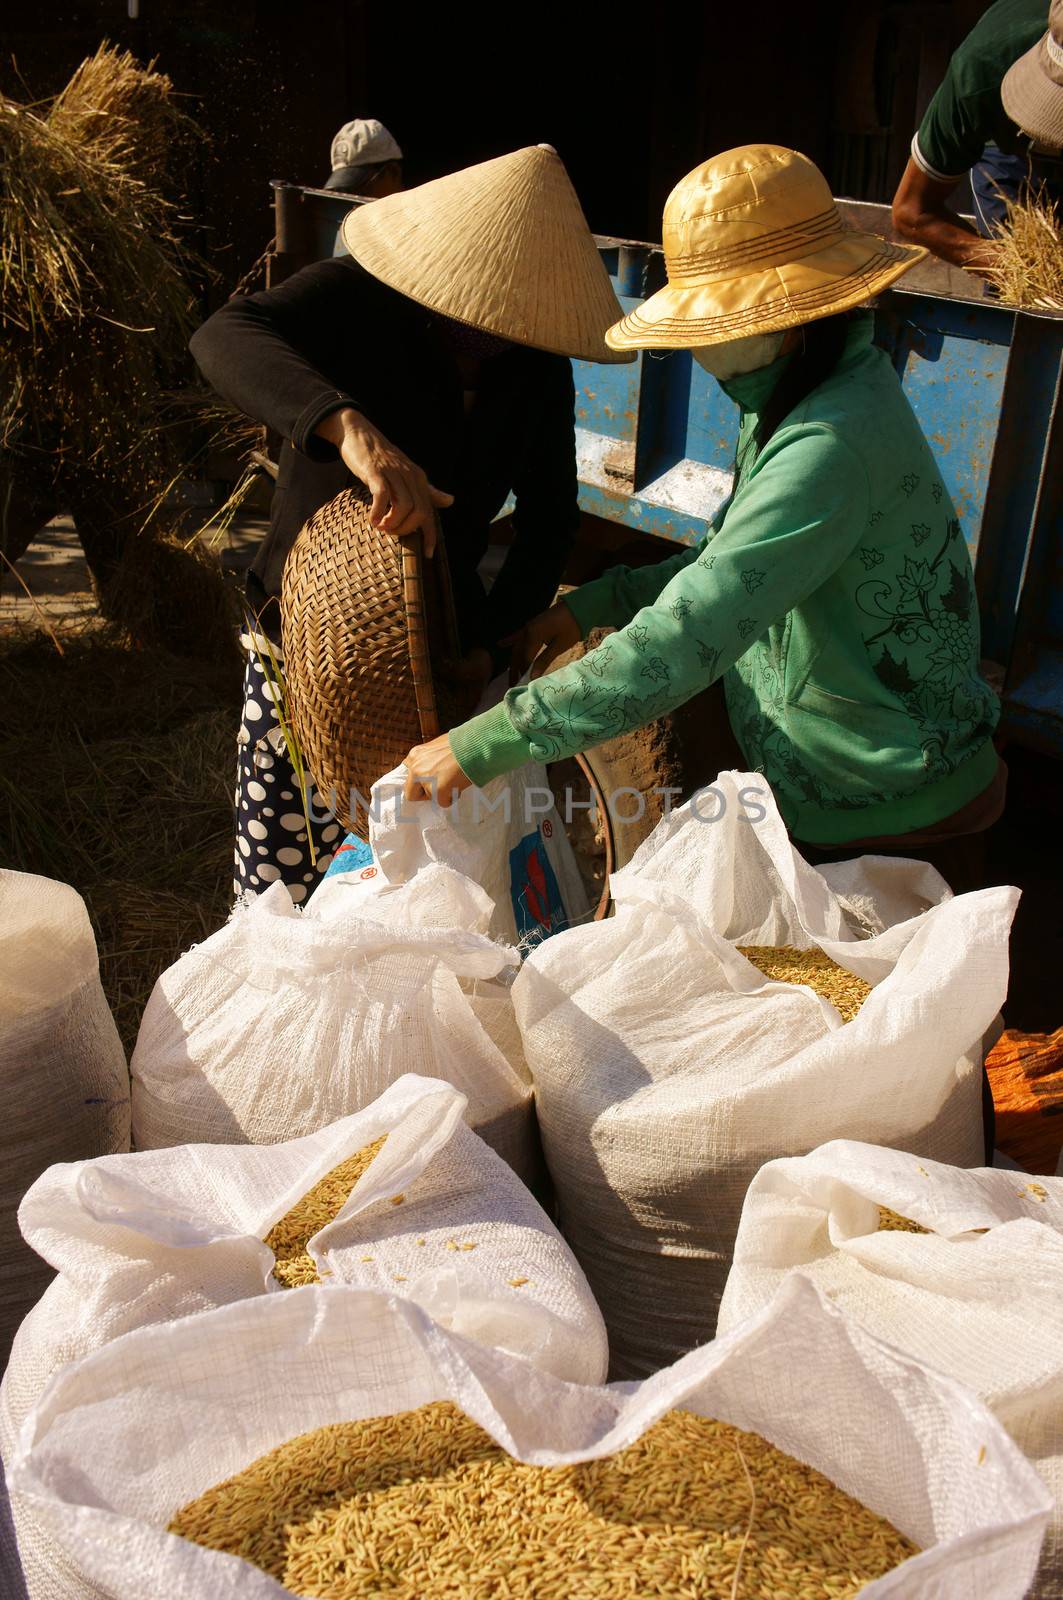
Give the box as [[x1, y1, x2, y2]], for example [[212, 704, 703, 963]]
[[607, 144, 926, 351], [342, 145, 634, 365]]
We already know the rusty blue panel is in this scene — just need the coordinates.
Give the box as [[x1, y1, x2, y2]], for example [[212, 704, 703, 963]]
[[879, 301, 1009, 559]]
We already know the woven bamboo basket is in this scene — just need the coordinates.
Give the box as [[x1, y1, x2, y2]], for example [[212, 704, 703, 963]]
[[280, 487, 461, 839]]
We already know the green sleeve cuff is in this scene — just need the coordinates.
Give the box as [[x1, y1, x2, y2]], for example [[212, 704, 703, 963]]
[[562, 578, 617, 638], [449, 701, 533, 789]]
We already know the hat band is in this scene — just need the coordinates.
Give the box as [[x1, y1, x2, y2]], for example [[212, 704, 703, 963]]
[[1047, 31, 1063, 69], [624, 248, 909, 341], [665, 206, 846, 286]]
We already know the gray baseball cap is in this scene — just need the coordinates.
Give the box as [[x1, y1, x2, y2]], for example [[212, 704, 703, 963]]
[[330, 118, 403, 171]]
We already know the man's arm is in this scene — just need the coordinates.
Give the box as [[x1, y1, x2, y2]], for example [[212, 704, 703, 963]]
[[891, 157, 998, 275]]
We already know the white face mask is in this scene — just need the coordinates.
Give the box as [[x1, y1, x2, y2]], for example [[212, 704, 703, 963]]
[[692, 331, 785, 380]]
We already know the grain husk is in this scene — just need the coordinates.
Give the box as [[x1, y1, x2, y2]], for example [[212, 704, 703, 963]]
[[170, 1400, 918, 1598]]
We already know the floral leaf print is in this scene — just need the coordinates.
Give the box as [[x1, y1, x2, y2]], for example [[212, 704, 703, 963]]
[[670, 595, 693, 620], [697, 550, 717, 570], [507, 700, 567, 757], [859, 547, 884, 571], [627, 623, 649, 653], [584, 646, 613, 679], [641, 656, 669, 683], [697, 641, 721, 674], [901, 473, 920, 496], [867, 509, 884, 526], [897, 557, 935, 603], [931, 482, 943, 503], [737, 617, 757, 641], [741, 568, 766, 595], [946, 517, 962, 543], [910, 522, 931, 547], [873, 644, 918, 698], [940, 561, 972, 619]]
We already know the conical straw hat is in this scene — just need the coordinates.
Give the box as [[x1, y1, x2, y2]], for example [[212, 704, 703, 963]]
[[342, 145, 634, 364]]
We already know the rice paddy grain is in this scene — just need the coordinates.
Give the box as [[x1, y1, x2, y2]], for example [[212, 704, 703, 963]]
[[266, 1139, 387, 1289], [738, 946, 872, 1023], [877, 1207, 929, 1235], [168, 1401, 918, 1599]]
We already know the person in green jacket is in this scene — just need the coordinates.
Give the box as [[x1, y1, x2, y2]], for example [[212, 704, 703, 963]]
[[403, 144, 1005, 875]]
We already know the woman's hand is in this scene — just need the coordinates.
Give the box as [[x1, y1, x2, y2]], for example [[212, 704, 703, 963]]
[[316, 407, 453, 556], [403, 733, 473, 807], [505, 599, 581, 684]]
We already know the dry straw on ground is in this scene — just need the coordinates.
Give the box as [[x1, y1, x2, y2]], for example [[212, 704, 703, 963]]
[[737, 946, 872, 1023], [170, 1400, 917, 1599], [266, 1140, 388, 1289], [988, 192, 1063, 312], [0, 621, 240, 1054]]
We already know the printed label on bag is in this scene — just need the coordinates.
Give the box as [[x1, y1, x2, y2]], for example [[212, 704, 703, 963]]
[[509, 829, 568, 944], [323, 835, 375, 880]]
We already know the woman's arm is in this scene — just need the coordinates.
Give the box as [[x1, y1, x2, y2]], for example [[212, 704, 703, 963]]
[[189, 259, 368, 456], [449, 422, 869, 785], [190, 259, 451, 546]]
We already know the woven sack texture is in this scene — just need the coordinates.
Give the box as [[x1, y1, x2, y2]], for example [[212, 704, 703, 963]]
[[513, 770, 1013, 1376], [10, 1275, 1050, 1599], [0, 871, 129, 1371], [1, 1075, 605, 1600], [719, 1142, 1063, 1596]]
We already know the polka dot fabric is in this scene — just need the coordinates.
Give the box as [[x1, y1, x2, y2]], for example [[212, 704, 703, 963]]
[[235, 646, 343, 905]]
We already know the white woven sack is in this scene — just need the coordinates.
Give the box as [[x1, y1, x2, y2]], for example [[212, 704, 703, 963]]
[[514, 770, 1015, 1377], [0, 871, 130, 1370], [1, 1074, 606, 1600], [719, 1141, 1063, 1597], [311, 755, 589, 948], [131, 863, 537, 1180], [10, 1274, 1051, 1600]]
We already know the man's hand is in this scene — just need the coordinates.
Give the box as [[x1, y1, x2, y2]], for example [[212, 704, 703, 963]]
[[505, 600, 581, 685], [403, 733, 473, 807], [316, 407, 453, 556], [891, 159, 1000, 279]]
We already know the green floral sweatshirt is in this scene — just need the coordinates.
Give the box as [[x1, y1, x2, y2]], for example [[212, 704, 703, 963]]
[[448, 315, 999, 844]]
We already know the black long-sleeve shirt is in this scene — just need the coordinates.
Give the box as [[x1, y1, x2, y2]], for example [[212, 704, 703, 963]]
[[189, 257, 581, 649]]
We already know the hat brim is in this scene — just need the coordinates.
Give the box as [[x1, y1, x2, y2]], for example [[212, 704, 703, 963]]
[[341, 203, 636, 366], [604, 231, 926, 350], [1001, 44, 1063, 151]]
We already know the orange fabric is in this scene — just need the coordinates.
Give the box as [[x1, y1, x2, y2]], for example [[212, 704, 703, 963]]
[[986, 1027, 1063, 1175]]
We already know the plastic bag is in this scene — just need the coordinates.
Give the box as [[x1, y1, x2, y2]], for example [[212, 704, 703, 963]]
[[1, 1075, 605, 1599], [310, 758, 589, 948], [719, 1140, 1063, 1597], [0, 872, 129, 1368], [10, 1274, 1050, 1600], [131, 864, 537, 1181], [514, 770, 1015, 1376]]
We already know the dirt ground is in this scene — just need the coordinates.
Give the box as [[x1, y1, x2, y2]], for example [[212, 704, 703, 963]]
[[2, 517, 1062, 1051]]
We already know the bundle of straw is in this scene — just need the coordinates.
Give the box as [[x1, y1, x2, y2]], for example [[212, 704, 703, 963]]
[[1, 45, 243, 659], [988, 191, 1063, 312]]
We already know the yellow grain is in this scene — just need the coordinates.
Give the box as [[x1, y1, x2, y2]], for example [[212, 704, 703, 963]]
[[265, 1138, 388, 1290], [876, 1206, 929, 1235], [169, 1402, 917, 1598], [738, 946, 872, 1024]]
